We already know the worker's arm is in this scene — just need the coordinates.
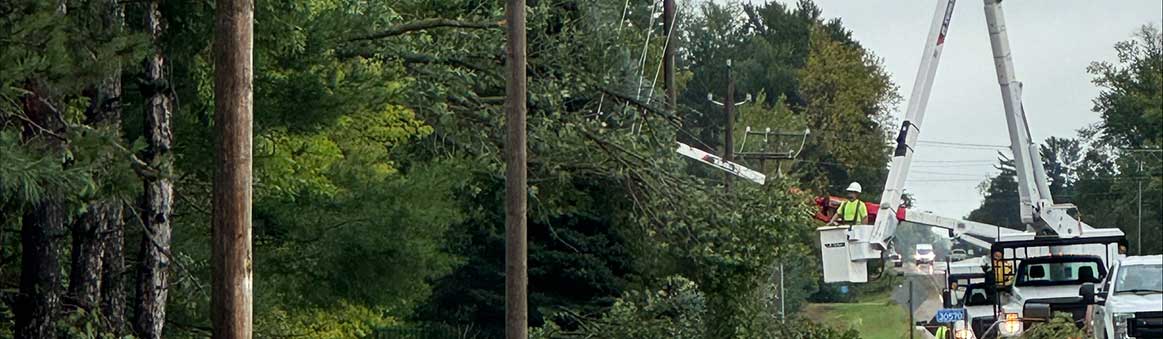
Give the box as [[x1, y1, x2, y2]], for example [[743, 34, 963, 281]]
[[828, 203, 841, 225]]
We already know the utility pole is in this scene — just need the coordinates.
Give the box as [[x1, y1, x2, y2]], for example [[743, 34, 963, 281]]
[[908, 279, 915, 339], [1123, 148, 1160, 255], [1137, 159, 1143, 255], [212, 0, 254, 338], [779, 263, 785, 323], [724, 60, 735, 191], [662, 0, 676, 111], [504, 0, 528, 337]]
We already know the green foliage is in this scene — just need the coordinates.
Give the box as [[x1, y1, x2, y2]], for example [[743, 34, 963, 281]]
[[533, 276, 707, 339], [257, 302, 399, 339], [1019, 312, 1086, 339], [1087, 25, 1163, 150]]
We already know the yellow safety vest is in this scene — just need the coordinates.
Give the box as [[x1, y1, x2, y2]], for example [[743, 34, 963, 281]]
[[993, 259, 1014, 287], [839, 199, 868, 224], [935, 326, 948, 339]]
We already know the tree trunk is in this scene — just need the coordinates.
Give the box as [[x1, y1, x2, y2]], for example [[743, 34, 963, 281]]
[[212, 0, 255, 337], [70, 0, 125, 309], [134, 1, 174, 338], [68, 204, 111, 310], [16, 81, 67, 339], [100, 208, 127, 335], [17, 202, 65, 339]]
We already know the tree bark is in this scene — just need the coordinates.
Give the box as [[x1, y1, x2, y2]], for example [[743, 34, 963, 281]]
[[212, 0, 255, 338], [70, 0, 125, 314], [16, 82, 67, 339], [100, 205, 127, 335], [17, 201, 65, 339], [504, 0, 528, 338], [68, 204, 109, 310], [134, 1, 174, 338]]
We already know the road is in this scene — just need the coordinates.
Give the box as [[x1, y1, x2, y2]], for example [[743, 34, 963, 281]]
[[891, 262, 949, 324]]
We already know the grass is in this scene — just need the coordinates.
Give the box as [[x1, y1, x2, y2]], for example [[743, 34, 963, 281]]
[[800, 292, 913, 339]]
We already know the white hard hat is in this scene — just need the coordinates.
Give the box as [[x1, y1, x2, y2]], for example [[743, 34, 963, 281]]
[[846, 182, 862, 193]]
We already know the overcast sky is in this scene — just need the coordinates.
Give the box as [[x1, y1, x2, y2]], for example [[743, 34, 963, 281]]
[[743, 0, 1163, 217]]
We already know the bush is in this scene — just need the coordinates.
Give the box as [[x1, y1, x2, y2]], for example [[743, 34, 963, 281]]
[[1019, 312, 1085, 339]]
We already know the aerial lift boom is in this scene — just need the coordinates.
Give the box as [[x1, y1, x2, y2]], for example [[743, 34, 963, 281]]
[[819, 0, 1123, 283]]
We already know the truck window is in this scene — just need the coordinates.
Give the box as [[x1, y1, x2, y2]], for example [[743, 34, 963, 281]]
[[962, 284, 994, 306], [1114, 264, 1163, 293], [1016, 258, 1104, 286]]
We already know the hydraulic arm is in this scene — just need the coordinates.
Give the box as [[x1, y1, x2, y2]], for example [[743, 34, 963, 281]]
[[817, 0, 1123, 283]]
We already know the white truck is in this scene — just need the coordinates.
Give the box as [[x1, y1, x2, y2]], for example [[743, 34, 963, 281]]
[[1083, 255, 1163, 339], [915, 244, 936, 266]]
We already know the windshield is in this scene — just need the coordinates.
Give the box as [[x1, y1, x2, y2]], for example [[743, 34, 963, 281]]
[[917, 249, 933, 255], [1114, 264, 1163, 293], [1015, 259, 1104, 286], [961, 284, 994, 306]]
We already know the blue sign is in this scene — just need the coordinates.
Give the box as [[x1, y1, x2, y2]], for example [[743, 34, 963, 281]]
[[935, 308, 966, 323]]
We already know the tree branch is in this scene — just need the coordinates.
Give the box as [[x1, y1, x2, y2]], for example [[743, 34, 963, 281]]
[[742, 4, 768, 36], [347, 18, 501, 42]]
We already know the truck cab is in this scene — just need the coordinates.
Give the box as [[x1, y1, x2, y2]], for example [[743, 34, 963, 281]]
[[1007, 255, 1106, 327], [1084, 255, 1163, 339], [988, 236, 1123, 337]]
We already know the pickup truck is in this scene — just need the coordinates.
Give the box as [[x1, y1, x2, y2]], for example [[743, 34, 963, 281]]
[[999, 255, 1107, 335], [1083, 255, 1162, 339]]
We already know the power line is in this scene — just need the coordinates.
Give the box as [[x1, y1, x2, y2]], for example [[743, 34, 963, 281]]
[[914, 159, 999, 164], [917, 140, 1010, 148]]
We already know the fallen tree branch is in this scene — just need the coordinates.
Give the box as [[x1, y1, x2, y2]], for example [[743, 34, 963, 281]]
[[347, 18, 501, 42]]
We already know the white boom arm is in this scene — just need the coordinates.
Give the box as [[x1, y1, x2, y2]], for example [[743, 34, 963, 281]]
[[863, 0, 959, 257], [819, 0, 960, 283], [983, 0, 1122, 238]]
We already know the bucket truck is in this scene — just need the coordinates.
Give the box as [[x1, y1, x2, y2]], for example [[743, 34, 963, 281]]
[[815, 0, 1126, 337]]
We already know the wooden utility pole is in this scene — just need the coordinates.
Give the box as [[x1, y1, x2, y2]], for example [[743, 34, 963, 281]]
[[212, 0, 254, 338], [724, 60, 735, 191], [662, 0, 676, 111], [504, 0, 528, 338]]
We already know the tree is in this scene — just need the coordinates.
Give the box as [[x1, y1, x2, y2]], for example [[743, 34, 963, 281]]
[[967, 138, 1086, 230], [1087, 25, 1162, 150], [135, 1, 176, 337], [1079, 24, 1162, 254]]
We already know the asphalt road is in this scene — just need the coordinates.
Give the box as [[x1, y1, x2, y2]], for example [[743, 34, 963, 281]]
[[891, 262, 949, 324]]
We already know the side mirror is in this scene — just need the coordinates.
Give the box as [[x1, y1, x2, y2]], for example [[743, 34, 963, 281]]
[[1080, 283, 1096, 304]]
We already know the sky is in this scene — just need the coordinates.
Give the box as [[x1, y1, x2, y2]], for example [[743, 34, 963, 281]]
[[746, 0, 1163, 217]]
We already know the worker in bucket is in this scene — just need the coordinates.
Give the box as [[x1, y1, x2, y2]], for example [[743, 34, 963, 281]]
[[828, 182, 868, 226]]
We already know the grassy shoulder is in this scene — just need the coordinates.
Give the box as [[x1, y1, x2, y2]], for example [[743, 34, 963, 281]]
[[801, 292, 911, 339]]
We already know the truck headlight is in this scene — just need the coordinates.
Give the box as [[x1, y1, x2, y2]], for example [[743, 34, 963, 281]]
[[999, 312, 1022, 337], [1113, 312, 1134, 339]]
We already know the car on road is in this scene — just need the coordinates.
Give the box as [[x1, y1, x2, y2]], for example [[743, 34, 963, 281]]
[[890, 252, 903, 268], [1083, 255, 1162, 339], [950, 248, 969, 262], [915, 244, 936, 266]]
